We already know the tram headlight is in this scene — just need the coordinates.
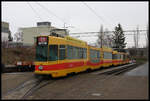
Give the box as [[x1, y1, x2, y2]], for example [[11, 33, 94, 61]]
[[38, 66, 43, 70]]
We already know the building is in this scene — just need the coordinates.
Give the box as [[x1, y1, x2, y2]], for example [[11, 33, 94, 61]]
[[1, 21, 11, 42], [19, 21, 68, 46]]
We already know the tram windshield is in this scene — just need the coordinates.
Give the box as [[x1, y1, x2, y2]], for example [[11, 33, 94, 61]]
[[36, 45, 48, 61]]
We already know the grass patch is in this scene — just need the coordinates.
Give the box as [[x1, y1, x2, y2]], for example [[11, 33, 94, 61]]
[[135, 57, 148, 65]]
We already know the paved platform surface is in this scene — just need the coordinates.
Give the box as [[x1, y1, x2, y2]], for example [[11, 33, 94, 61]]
[[125, 62, 148, 76], [2, 63, 149, 100]]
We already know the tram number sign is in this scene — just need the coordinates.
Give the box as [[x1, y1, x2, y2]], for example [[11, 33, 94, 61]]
[[37, 37, 48, 45]]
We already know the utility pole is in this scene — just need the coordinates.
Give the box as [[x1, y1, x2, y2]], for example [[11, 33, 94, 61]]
[[147, 24, 149, 48], [136, 26, 139, 49], [63, 23, 68, 36], [64, 23, 66, 29], [100, 25, 103, 48]]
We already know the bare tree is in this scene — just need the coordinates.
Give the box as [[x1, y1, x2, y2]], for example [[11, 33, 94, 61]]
[[133, 26, 140, 56], [133, 26, 140, 49], [134, 31, 137, 49], [104, 28, 111, 47], [14, 30, 23, 42], [136, 26, 139, 48], [97, 25, 103, 48], [107, 34, 114, 48], [146, 24, 149, 48]]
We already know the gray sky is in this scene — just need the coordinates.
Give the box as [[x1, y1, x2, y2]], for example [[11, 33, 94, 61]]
[[2, 1, 148, 48]]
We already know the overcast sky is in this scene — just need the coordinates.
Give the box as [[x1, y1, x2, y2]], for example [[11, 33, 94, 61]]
[[2, 1, 148, 48]]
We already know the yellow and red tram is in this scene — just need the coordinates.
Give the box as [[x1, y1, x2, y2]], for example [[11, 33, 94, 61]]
[[34, 35, 130, 78], [87, 46, 102, 70], [102, 47, 113, 67], [35, 36, 88, 77]]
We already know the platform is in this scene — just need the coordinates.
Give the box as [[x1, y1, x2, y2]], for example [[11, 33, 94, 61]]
[[124, 62, 148, 76]]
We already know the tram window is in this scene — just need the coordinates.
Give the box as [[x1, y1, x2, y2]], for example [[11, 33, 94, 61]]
[[83, 48, 87, 59], [104, 52, 112, 59], [90, 50, 95, 59], [72, 46, 76, 59], [78, 48, 82, 59], [121, 54, 123, 60], [97, 51, 100, 58], [48, 45, 58, 61], [75, 47, 79, 59], [76, 47, 80, 59], [123, 54, 125, 60], [36, 45, 48, 61], [59, 45, 66, 60], [110, 53, 112, 59], [117, 54, 120, 59], [90, 49, 100, 63], [104, 52, 108, 59], [67, 45, 73, 59], [81, 48, 84, 59], [113, 54, 118, 59]]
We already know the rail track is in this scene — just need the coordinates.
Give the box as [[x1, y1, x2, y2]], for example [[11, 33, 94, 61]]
[[92, 63, 137, 83], [2, 75, 55, 99], [22, 79, 56, 99], [99, 63, 137, 75]]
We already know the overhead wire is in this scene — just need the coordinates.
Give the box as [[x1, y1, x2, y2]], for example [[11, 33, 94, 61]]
[[70, 30, 147, 34], [82, 2, 114, 30], [26, 2, 43, 21], [35, 2, 84, 32], [35, 2, 66, 24]]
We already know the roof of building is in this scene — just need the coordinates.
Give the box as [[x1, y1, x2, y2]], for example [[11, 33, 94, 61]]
[[19, 26, 57, 30]]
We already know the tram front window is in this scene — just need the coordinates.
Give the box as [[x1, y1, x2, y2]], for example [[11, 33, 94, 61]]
[[36, 45, 48, 61]]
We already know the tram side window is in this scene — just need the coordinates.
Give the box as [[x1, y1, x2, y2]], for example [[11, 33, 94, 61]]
[[110, 52, 112, 59], [59, 45, 66, 60], [83, 48, 87, 59], [77, 47, 80, 59], [104, 52, 112, 59], [81, 48, 84, 59], [119, 54, 121, 59], [78, 48, 82, 59], [75, 47, 79, 59], [96, 50, 100, 62], [121, 54, 123, 60], [125, 55, 127, 60], [67, 45, 73, 59], [104, 52, 107, 59], [76, 47, 80, 59], [117, 54, 120, 59], [49, 45, 58, 61], [90, 49, 100, 63], [97, 51, 100, 58], [113, 54, 118, 59], [67, 46, 86, 59]]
